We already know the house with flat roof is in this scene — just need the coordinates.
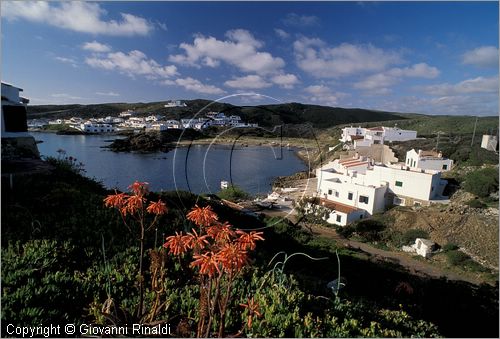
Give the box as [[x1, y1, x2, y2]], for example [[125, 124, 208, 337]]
[[405, 149, 454, 172], [314, 154, 448, 225], [340, 125, 418, 149], [1, 82, 40, 159]]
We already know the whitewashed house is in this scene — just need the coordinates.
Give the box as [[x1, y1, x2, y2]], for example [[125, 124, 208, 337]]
[[405, 149, 454, 172], [164, 100, 186, 107], [1, 82, 40, 158], [340, 126, 417, 149], [315, 154, 448, 225], [79, 122, 115, 133]]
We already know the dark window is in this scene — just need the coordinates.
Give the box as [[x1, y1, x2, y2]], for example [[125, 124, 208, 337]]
[[328, 189, 332, 195], [348, 192, 353, 200], [335, 191, 339, 197], [336, 215, 342, 222], [395, 181, 403, 187], [360, 215, 364, 219], [359, 195, 369, 204], [2, 105, 28, 132], [442, 164, 447, 170]]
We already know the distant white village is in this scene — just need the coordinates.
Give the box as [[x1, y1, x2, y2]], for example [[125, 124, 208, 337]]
[[27, 101, 258, 133]]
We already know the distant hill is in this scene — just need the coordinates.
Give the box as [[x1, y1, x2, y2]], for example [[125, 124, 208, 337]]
[[27, 99, 405, 129]]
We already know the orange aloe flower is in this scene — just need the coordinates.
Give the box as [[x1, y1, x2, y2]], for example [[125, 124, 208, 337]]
[[217, 243, 248, 272], [190, 252, 221, 277], [128, 181, 149, 196], [146, 199, 168, 215], [122, 195, 145, 215], [239, 297, 262, 329], [103, 192, 129, 209], [186, 205, 218, 227], [184, 228, 209, 251], [236, 230, 265, 251], [163, 232, 189, 255], [214, 222, 236, 244]]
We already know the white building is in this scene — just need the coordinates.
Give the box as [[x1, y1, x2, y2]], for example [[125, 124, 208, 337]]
[[340, 126, 418, 148], [315, 155, 448, 225], [164, 100, 186, 108], [1, 82, 41, 159], [1, 82, 30, 137], [405, 149, 454, 172], [311, 198, 366, 226], [79, 122, 115, 133], [481, 135, 498, 152]]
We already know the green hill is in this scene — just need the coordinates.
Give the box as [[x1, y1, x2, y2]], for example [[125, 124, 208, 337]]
[[27, 100, 404, 129]]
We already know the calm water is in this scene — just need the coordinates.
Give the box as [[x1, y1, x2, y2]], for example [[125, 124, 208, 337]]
[[31, 132, 307, 195]]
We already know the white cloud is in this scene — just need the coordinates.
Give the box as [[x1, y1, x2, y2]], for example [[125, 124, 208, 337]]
[[224, 75, 271, 89], [283, 13, 320, 27], [294, 37, 403, 78], [422, 76, 498, 96], [82, 41, 111, 53], [85, 50, 178, 79], [169, 29, 285, 74], [304, 85, 347, 106], [96, 91, 120, 97], [271, 73, 299, 89], [462, 46, 498, 68], [354, 63, 439, 94], [387, 63, 440, 78], [274, 28, 290, 39], [175, 77, 225, 95], [1, 1, 153, 36], [54, 56, 78, 67]]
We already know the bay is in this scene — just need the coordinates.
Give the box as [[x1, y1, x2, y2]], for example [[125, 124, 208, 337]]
[[31, 132, 308, 195]]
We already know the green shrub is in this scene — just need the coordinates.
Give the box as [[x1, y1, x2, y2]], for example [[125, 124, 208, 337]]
[[1, 240, 86, 327], [462, 167, 499, 198], [465, 199, 487, 209], [217, 185, 250, 202], [401, 229, 429, 246], [446, 250, 471, 266], [442, 243, 459, 252]]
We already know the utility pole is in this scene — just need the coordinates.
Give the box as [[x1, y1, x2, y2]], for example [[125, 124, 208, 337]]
[[471, 116, 478, 147]]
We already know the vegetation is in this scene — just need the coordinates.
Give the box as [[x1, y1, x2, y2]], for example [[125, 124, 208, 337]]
[[2, 157, 499, 337], [462, 167, 499, 198], [217, 185, 250, 202], [28, 100, 404, 129], [465, 198, 488, 209]]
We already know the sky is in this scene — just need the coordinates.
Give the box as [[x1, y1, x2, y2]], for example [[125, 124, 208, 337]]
[[1, 1, 498, 116]]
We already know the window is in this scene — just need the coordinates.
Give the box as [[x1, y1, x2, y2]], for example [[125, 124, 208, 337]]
[[336, 215, 342, 223], [360, 215, 364, 219], [328, 189, 332, 195], [335, 191, 339, 198], [442, 164, 448, 170], [348, 192, 353, 200], [395, 181, 403, 187], [359, 195, 369, 204]]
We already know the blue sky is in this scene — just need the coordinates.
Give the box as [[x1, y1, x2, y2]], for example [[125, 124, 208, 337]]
[[1, 1, 498, 115]]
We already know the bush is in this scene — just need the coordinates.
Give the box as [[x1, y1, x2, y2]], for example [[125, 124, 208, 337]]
[[401, 229, 429, 246], [442, 243, 459, 252], [446, 250, 471, 266], [462, 167, 499, 198], [216, 185, 250, 202], [465, 199, 487, 209]]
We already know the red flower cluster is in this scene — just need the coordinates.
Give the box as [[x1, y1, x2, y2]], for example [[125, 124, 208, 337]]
[[163, 205, 264, 277], [103, 182, 167, 217]]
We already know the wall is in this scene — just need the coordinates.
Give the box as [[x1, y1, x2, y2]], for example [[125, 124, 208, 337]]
[[365, 166, 436, 201]]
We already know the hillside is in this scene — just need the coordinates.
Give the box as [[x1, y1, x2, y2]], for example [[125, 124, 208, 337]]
[[27, 100, 405, 129]]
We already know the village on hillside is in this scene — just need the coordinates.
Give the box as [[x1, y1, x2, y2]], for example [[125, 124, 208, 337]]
[[27, 100, 258, 134]]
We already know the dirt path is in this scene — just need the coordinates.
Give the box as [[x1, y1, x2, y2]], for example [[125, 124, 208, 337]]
[[306, 223, 483, 285]]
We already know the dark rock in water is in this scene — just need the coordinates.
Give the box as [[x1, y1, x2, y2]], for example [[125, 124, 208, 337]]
[[106, 129, 204, 153]]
